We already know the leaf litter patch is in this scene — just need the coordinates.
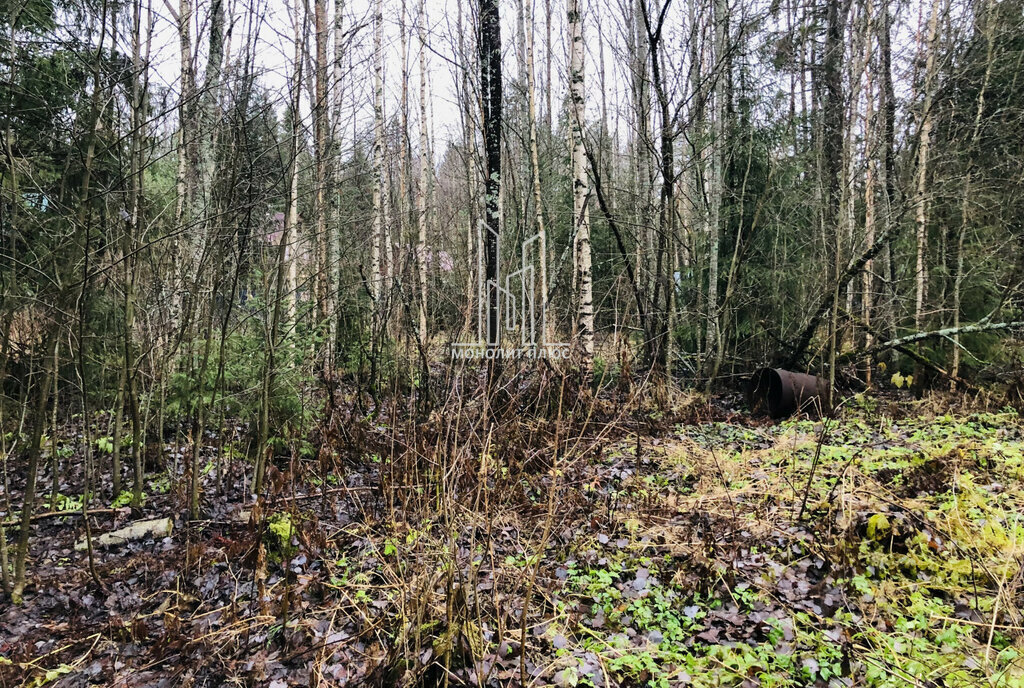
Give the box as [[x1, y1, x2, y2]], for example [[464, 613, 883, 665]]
[[1, 403, 1022, 687]]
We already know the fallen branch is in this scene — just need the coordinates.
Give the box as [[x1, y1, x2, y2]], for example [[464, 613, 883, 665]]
[[854, 320, 1024, 360], [837, 309, 980, 391], [2, 507, 117, 528], [74, 517, 173, 550], [784, 180, 918, 368]]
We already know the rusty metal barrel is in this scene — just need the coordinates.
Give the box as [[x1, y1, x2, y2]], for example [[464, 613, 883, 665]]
[[747, 368, 830, 418]]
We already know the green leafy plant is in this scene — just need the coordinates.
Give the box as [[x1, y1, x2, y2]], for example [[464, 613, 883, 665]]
[[111, 490, 144, 508], [49, 493, 83, 512]]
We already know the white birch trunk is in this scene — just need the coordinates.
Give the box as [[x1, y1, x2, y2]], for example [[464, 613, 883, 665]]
[[174, 0, 196, 328], [371, 0, 386, 309], [417, 0, 429, 354], [862, 0, 876, 386], [399, 0, 410, 297], [914, 0, 942, 339], [332, 0, 345, 321], [569, 0, 593, 374], [525, 0, 550, 346], [707, 0, 726, 383], [286, 6, 302, 322]]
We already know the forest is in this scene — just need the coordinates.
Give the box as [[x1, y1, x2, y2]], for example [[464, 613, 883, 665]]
[[1, 0, 1024, 683]]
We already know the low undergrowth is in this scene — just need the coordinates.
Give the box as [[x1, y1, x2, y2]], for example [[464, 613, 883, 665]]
[[1, 391, 1022, 687], [557, 400, 1024, 688]]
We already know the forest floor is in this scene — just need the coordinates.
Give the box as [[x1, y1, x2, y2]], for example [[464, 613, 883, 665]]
[[1, 390, 1023, 688]]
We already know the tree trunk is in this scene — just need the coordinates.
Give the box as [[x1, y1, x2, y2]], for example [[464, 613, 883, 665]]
[[952, 0, 994, 385], [480, 0, 502, 371], [314, 0, 334, 372], [332, 0, 346, 355], [544, 0, 553, 135], [914, 0, 942, 387], [878, 0, 898, 353], [399, 0, 411, 354], [635, 0, 654, 322], [126, 0, 150, 509], [822, 0, 846, 404], [175, 0, 198, 332], [111, 364, 126, 497], [525, 0, 550, 347], [641, 0, 674, 378], [706, 0, 728, 388], [11, 332, 59, 603], [569, 0, 594, 378], [257, 2, 304, 494], [370, 0, 387, 386], [456, 0, 478, 340], [417, 0, 430, 385], [286, 8, 304, 324], [49, 341, 59, 507], [862, 0, 877, 386]]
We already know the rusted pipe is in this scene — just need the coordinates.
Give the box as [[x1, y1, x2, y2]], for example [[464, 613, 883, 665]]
[[747, 368, 830, 418]]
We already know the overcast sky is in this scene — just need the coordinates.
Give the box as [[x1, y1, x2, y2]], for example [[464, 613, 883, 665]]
[[138, 0, 935, 162], [145, 0, 578, 153]]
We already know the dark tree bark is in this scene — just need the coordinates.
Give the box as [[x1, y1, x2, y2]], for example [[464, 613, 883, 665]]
[[479, 0, 502, 365], [878, 0, 897, 349], [640, 0, 674, 377], [822, 0, 846, 399]]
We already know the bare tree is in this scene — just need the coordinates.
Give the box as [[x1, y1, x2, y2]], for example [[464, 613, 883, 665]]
[[952, 0, 995, 385], [257, 0, 305, 494], [370, 0, 387, 384], [417, 0, 430, 389], [640, 0, 674, 378], [314, 0, 335, 371], [125, 0, 151, 507], [706, 0, 727, 387], [822, 0, 846, 401], [569, 0, 593, 377], [862, 0, 878, 386], [913, 0, 943, 385], [525, 0, 550, 346], [480, 0, 501, 367]]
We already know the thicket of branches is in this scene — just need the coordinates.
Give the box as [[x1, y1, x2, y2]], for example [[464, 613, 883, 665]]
[[1, 0, 1023, 597]]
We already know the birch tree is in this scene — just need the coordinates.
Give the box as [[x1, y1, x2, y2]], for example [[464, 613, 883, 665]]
[[175, 0, 197, 326], [706, 0, 727, 386], [125, 0, 151, 507], [525, 0, 549, 346], [417, 0, 430, 383], [370, 0, 387, 380], [862, 0, 877, 386], [914, 0, 943, 375], [569, 0, 593, 377], [332, 0, 346, 344], [399, 0, 411, 317]]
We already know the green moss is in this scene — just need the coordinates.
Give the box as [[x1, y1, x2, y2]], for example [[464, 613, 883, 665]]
[[266, 512, 297, 561]]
